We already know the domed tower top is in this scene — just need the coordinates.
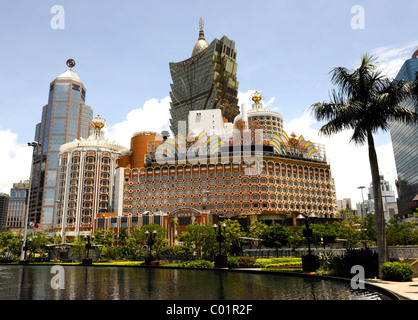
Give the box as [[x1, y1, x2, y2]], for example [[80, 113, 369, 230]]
[[412, 47, 418, 59], [55, 59, 81, 82], [191, 17, 209, 57]]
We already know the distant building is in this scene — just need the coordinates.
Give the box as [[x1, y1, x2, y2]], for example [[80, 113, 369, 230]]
[[6, 180, 29, 233], [389, 48, 418, 219], [361, 174, 398, 221], [169, 18, 239, 135], [336, 198, 352, 211], [0, 193, 10, 232], [29, 63, 93, 232]]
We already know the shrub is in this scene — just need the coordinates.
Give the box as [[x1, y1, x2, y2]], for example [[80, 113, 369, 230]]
[[183, 259, 214, 269], [237, 256, 256, 268], [380, 262, 414, 282], [227, 257, 240, 268]]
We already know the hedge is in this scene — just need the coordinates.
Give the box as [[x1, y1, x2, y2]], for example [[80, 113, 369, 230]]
[[380, 262, 414, 282]]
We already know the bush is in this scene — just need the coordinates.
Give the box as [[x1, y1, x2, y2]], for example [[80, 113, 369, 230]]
[[227, 257, 240, 268], [183, 259, 214, 269], [237, 256, 256, 268], [380, 262, 414, 282]]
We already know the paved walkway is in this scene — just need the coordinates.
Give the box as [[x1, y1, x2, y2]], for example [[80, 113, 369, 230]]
[[365, 277, 418, 300]]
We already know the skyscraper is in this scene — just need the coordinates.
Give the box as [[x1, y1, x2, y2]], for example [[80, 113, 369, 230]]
[[389, 49, 418, 218], [169, 18, 239, 135], [6, 180, 29, 233], [361, 174, 398, 221], [0, 193, 10, 232], [28, 61, 93, 231]]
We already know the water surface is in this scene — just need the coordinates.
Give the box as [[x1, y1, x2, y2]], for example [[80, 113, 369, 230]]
[[0, 265, 393, 300]]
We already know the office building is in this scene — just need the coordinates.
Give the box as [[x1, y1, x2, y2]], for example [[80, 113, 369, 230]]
[[336, 198, 352, 211], [6, 180, 29, 233], [0, 193, 10, 232], [29, 62, 93, 231], [361, 174, 398, 221], [389, 48, 418, 218]]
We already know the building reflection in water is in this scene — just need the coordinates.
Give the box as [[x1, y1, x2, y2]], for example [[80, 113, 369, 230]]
[[0, 266, 391, 300]]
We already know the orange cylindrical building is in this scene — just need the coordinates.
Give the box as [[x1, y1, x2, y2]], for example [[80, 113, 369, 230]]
[[129, 131, 163, 168]]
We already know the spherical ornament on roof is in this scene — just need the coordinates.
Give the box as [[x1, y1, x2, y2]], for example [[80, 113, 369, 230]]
[[66, 59, 76, 68]]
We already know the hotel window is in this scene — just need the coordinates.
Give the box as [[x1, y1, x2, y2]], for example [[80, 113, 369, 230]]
[[179, 217, 191, 226], [97, 218, 105, 229], [110, 218, 117, 228]]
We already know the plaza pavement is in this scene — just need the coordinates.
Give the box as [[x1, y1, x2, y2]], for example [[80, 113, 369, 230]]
[[365, 277, 418, 300]]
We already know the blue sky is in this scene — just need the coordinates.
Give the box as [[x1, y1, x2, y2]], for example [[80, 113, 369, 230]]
[[0, 0, 417, 206]]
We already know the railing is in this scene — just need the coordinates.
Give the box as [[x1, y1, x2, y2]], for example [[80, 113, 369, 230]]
[[242, 246, 418, 259]]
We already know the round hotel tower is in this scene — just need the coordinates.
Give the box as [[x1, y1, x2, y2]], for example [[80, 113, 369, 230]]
[[234, 92, 284, 139], [52, 115, 129, 239]]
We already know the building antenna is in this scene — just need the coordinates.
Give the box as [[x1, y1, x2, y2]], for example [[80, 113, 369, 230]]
[[198, 17, 205, 39]]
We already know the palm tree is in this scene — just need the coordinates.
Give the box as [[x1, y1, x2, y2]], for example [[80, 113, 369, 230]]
[[311, 53, 417, 273]]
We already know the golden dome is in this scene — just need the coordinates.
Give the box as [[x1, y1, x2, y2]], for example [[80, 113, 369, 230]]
[[191, 17, 209, 57], [91, 114, 107, 131], [251, 91, 264, 103]]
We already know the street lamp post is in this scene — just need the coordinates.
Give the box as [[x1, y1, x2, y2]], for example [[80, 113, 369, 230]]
[[358, 186, 366, 217], [213, 223, 228, 268], [144, 230, 157, 265], [297, 213, 319, 272], [82, 235, 94, 265], [20, 141, 41, 263]]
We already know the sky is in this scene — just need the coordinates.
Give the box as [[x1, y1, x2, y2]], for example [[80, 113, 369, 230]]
[[0, 0, 417, 209]]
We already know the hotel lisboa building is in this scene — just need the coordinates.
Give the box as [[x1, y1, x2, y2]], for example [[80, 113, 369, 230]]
[[52, 21, 338, 244]]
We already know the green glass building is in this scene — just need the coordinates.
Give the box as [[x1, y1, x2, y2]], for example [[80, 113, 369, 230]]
[[389, 49, 418, 218], [169, 19, 239, 135]]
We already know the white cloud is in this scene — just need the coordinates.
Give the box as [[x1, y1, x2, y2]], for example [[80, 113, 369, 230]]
[[372, 41, 417, 79], [283, 111, 397, 208], [0, 129, 32, 194], [104, 97, 171, 148]]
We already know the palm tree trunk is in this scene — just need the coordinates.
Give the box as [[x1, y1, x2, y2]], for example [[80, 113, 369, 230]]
[[366, 128, 388, 276]]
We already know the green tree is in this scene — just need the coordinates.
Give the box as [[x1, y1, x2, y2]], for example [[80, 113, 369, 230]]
[[311, 222, 338, 249], [311, 53, 418, 270], [246, 221, 269, 247], [94, 229, 116, 246], [359, 215, 377, 245], [181, 223, 215, 257], [222, 219, 244, 256], [129, 224, 168, 256], [333, 214, 363, 248], [0, 231, 22, 259], [261, 224, 292, 254], [386, 218, 418, 246]]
